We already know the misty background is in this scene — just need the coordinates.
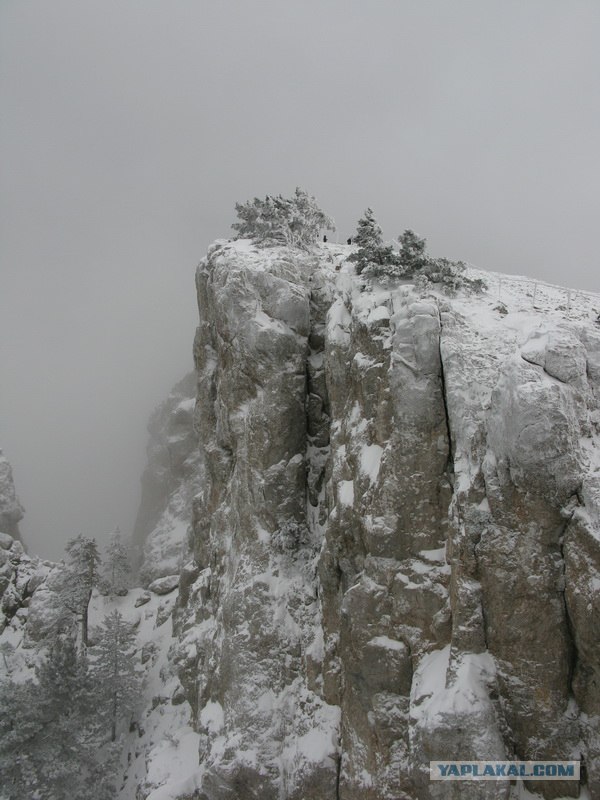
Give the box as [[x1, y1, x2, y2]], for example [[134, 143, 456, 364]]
[[1, 0, 599, 559]]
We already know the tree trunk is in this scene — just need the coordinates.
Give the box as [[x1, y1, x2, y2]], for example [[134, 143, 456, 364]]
[[111, 620, 118, 741], [82, 588, 92, 646], [111, 692, 117, 743]]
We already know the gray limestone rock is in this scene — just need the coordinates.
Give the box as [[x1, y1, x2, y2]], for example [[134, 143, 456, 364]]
[[0, 532, 14, 550], [0, 450, 24, 543], [171, 242, 600, 799], [148, 574, 180, 595], [134, 592, 152, 607], [15, 240, 587, 800]]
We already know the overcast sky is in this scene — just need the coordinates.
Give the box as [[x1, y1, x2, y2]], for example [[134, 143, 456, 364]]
[[1, 0, 599, 559]]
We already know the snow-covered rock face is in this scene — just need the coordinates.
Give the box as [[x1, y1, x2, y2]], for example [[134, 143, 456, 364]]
[[172, 239, 600, 800], [132, 373, 201, 586], [0, 534, 48, 636], [0, 548, 197, 800], [3, 242, 599, 799], [183, 241, 340, 800], [0, 449, 24, 542], [0, 448, 195, 800], [0, 451, 34, 636]]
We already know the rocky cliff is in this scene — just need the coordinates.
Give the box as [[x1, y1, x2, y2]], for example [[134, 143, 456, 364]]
[[0, 449, 34, 634], [132, 372, 200, 586], [3, 240, 598, 800], [161, 239, 600, 800], [0, 449, 24, 543]]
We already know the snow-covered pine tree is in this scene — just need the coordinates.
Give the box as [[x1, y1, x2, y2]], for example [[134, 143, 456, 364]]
[[286, 187, 335, 248], [396, 228, 484, 292], [232, 187, 334, 250], [348, 208, 398, 275], [349, 219, 483, 292], [0, 634, 115, 800], [91, 609, 141, 742], [59, 534, 101, 646], [103, 527, 131, 596], [353, 207, 382, 249], [397, 228, 428, 275], [0, 678, 40, 799]]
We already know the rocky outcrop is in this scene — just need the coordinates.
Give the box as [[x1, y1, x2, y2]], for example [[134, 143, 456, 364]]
[[168, 240, 600, 800], [438, 309, 600, 800], [0, 451, 54, 639], [0, 449, 24, 542], [176, 241, 339, 800], [132, 373, 201, 585]]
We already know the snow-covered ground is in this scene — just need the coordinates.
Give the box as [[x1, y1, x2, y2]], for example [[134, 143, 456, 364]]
[[87, 589, 198, 799], [0, 550, 198, 800]]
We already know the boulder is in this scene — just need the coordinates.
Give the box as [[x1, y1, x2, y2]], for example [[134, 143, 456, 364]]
[[148, 575, 179, 595]]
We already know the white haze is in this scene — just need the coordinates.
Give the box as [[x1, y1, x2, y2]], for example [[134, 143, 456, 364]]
[[1, 0, 599, 558]]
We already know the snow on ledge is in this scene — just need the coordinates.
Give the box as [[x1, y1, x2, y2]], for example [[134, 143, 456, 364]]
[[410, 646, 496, 726]]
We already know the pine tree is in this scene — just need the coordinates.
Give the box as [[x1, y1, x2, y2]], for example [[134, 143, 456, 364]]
[[397, 229, 428, 274], [60, 534, 101, 646], [348, 208, 398, 275], [232, 187, 335, 250], [91, 610, 141, 742], [103, 527, 131, 596], [0, 678, 41, 799], [0, 635, 115, 800], [396, 228, 484, 292], [354, 207, 382, 249]]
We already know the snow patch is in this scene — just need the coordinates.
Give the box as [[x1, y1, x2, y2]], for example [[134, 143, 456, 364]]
[[368, 635, 406, 652], [359, 443, 383, 483], [338, 480, 354, 507], [419, 547, 446, 563], [200, 700, 225, 734], [411, 646, 496, 726], [368, 305, 391, 323], [328, 298, 351, 345]]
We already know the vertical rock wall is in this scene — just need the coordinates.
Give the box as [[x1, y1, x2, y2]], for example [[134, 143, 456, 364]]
[[320, 288, 453, 799], [173, 241, 600, 800], [182, 242, 340, 799]]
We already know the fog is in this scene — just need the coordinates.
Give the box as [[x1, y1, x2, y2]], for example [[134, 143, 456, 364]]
[[1, 0, 599, 558]]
